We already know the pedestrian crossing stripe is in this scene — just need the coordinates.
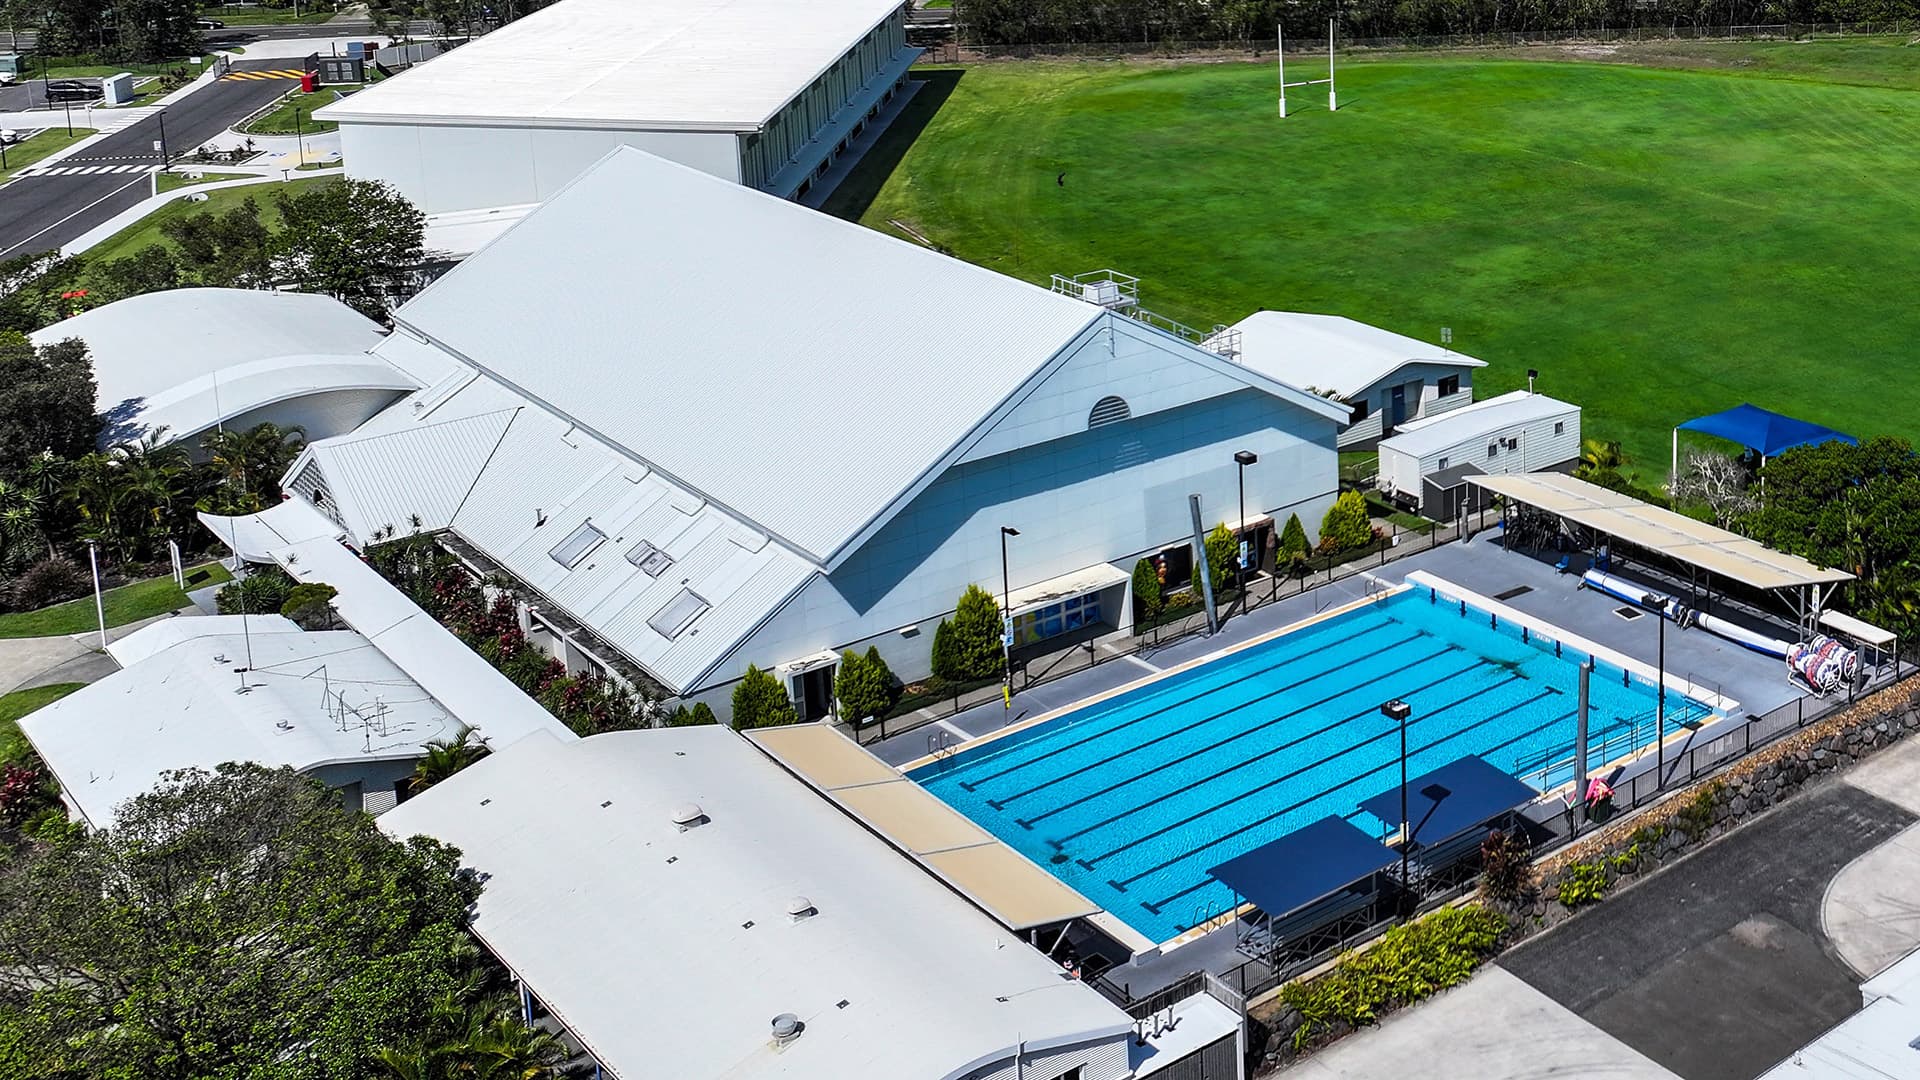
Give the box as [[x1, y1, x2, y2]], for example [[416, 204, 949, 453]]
[[18, 164, 160, 177], [221, 69, 308, 81]]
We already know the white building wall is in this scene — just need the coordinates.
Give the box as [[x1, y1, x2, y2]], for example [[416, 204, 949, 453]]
[[339, 122, 742, 216], [1379, 406, 1581, 500], [1334, 362, 1478, 449], [212, 387, 410, 453], [701, 387, 1339, 694]]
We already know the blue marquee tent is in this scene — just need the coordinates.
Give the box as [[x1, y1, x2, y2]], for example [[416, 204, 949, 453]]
[[1674, 404, 1856, 477]]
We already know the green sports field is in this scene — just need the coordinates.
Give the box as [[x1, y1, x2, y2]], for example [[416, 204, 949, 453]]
[[837, 40, 1920, 473]]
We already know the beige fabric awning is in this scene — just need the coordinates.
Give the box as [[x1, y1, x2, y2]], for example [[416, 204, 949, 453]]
[[746, 724, 1102, 930], [1467, 472, 1852, 593]]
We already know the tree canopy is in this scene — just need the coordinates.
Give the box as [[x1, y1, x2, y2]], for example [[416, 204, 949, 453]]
[[0, 333, 98, 477], [270, 179, 427, 319], [0, 763, 491, 1080]]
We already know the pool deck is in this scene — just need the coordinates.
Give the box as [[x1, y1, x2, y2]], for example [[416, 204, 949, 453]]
[[870, 537, 1832, 993]]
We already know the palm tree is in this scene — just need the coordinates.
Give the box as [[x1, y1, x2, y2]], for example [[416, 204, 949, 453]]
[[377, 993, 569, 1080], [0, 479, 46, 572], [202, 422, 306, 506], [409, 725, 490, 794], [1579, 439, 1626, 473]]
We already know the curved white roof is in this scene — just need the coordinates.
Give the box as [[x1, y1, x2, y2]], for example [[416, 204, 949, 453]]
[[1230, 311, 1486, 399], [29, 288, 403, 446]]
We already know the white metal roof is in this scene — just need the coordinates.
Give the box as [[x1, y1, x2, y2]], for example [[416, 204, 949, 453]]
[[1379, 391, 1578, 458], [30, 288, 398, 447], [196, 497, 344, 564], [295, 408, 519, 540], [1230, 311, 1486, 399], [378, 726, 1132, 1080], [249, 533, 577, 749], [315, 0, 912, 131], [1756, 994, 1920, 1079], [393, 146, 1105, 565], [20, 621, 459, 827]]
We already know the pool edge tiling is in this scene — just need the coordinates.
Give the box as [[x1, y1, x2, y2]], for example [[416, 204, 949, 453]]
[[907, 573, 1723, 945]]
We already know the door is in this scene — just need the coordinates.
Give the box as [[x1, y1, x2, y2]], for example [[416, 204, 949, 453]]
[[1389, 384, 1408, 429], [795, 664, 836, 722]]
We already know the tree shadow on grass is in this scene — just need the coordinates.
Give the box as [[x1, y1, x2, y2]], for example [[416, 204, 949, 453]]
[[818, 68, 965, 224]]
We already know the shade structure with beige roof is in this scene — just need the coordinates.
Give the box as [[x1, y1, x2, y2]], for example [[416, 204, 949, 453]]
[[1466, 472, 1851, 629], [747, 724, 1102, 933]]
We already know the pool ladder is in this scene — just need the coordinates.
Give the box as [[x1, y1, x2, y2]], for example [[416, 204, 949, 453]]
[[927, 730, 956, 760]]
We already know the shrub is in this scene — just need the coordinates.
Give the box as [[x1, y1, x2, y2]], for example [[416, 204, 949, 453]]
[[668, 702, 719, 727], [279, 581, 337, 629], [863, 646, 894, 693], [1478, 829, 1536, 905], [834, 649, 892, 726], [929, 618, 959, 681], [0, 763, 48, 829], [950, 584, 1004, 680], [1318, 491, 1374, 554], [1189, 523, 1237, 597], [215, 566, 294, 615], [731, 665, 797, 730], [1131, 557, 1163, 628], [1280, 906, 1506, 1049], [9, 557, 86, 612], [1556, 861, 1608, 909], [1278, 512, 1310, 562]]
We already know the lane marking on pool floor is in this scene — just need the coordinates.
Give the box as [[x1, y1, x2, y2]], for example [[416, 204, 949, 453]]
[[1124, 654, 1161, 674]]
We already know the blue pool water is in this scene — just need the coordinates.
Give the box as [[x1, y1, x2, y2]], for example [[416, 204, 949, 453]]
[[910, 585, 1713, 943]]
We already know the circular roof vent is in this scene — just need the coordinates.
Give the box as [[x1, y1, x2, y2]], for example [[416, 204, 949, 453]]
[[786, 895, 816, 920], [771, 1013, 804, 1044], [671, 802, 706, 829]]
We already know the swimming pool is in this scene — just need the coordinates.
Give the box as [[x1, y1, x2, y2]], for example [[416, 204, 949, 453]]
[[909, 581, 1716, 944]]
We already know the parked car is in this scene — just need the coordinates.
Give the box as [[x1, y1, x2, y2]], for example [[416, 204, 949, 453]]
[[44, 79, 104, 103], [197, 17, 226, 28]]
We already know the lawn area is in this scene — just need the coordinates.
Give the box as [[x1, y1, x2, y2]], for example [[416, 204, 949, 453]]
[[155, 169, 251, 193], [239, 88, 350, 136], [0, 129, 96, 183], [0, 684, 83, 767], [0, 563, 230, 640], [839, 40, 1920, 476], [76, 174, 336, 276], [37, 55, 214, 78], [201, 6, 338, 24]]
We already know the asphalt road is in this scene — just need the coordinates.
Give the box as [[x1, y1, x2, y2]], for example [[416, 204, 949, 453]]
[[0, 59, 307, 260], [1500, 780, 1917, 1080], [6, 21, 434, 50]]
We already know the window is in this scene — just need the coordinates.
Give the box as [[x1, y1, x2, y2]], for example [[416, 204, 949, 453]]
[[1350, 399, 1371, 423], [1088, 395, 1131, 429], [626, 540, 675, 577], [548, 522, 606, 568], [1013, 593, 1104, 647], [648, 589, 709, 640], [1438, 375, 1461, 397], [1554, 421, 1566, 436], [1437, 456, 1450, 471], [1487, 442, 1499, 459]]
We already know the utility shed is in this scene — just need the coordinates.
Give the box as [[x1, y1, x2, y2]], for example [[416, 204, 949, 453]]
[[1378, 391, 1580, 511], [317, 0, 920, 214]]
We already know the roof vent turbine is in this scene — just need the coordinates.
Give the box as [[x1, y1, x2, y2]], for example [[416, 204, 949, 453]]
[[671, 802, 707, 831], [770, 1013, 804, 1046]]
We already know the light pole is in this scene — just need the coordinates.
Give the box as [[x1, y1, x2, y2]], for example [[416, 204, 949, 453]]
[[1000, 526, 1019, 710], [1233, 450, 1257, 619], [1381, 699, 1412, 889], [1640, 593, 1668, 791], [85, 540, 107, 650], [155, 108, 169, 169]]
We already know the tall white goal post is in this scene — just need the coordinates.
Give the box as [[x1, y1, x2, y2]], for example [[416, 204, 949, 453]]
[[1277, 18, 1338, 117]]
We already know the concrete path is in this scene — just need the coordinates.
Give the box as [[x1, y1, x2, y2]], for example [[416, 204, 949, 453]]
[[1820, 738, 1920, 979], [1287, 966, 1681, 1080], [0, 635, 89, 696]]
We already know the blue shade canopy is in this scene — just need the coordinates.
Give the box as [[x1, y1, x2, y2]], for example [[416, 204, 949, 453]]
[[1207, 815, 1398, 918], [1677, 404, 1857, 459], [1357, 755, 1539, 852]]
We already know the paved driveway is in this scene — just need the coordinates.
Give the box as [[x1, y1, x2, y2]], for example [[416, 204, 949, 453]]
[[1499, 780, 1915, 1080]]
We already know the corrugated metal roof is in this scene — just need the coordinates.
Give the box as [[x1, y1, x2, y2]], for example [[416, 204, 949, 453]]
[[316, 0, 912, 130], [447, 404, 815, 693], [1379, 391, 1578, 458], [1230, 311, 1486, 399], [300, 408, 517, 540], [378, 726, 1131, 1080], [394, 147, 1102, 565], [21, 624, 460, 827]]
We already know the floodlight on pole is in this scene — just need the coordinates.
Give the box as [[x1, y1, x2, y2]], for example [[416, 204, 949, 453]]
[[1234, 450, 1257, 619], [1639, 593, 1669, 791], [1380, 699, 1413, 889], [86, 540, 107, 650]]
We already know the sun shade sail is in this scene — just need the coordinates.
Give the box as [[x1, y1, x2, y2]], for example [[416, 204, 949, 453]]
[[1206, 815, 1397, 918], [1357, 755, 1539, 851], [1677, 404, 1856, 459]]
